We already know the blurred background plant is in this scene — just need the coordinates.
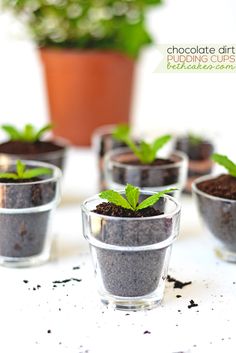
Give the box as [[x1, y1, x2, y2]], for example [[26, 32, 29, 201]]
[[1, 0, 162, 58]]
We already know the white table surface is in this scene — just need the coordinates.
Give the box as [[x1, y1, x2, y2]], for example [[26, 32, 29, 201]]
[[0, 148, 235, 353]]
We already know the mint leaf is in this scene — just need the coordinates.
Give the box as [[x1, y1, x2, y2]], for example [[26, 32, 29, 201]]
[[112, 124, 130, 142], [1, 123, 53, 142], [0, 173, 18, 179], [188, 133, 203, 146], [212, 153, 236, 177], [0, 160, 52, 180], [23, 167, 52, 179], [1, 125, 21, 141], [152, 135, 171, 156], [99, 190, 133, 210], [23, 124, 35, 142], [136, 188, 177, 211], [113, 126, 172, 164], [125, 184, 140, 210], [138, 141, 154, 164], [16, 160, 26, 178], [35, 124, 53, 141]]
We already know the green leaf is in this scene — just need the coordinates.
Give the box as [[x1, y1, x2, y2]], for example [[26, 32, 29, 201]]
[[212, 153, 236, 177], [23, 167, 52, 179], [22, 124, 36, 142], [35, 123, 53, 141], [16, 160, 26, 178], [1, 125, 21, 141], [99, 190, 133, 210], [125, 184, 140, 210], [138, 141, 154, 164], [0, 172, 18, 179], [152, 135, 171, 157], [188, 133, 203, 146], [136, 188, 177, 211], [112, 124, 130, 143]]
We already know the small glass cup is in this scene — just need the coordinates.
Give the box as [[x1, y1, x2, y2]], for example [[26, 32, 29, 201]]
[[92, 125, 129, 191], [0, 160, 61, 267], [175, 137, 214, 194], [192, 174, 236, 262], [0, 138, 68, 171], [105, 148, 188, 198], [81, 192, 181, 311]]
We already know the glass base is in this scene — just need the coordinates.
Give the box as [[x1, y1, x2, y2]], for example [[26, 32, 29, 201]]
[[215, 246, 236, 263], [0, 251, 50, 268], [100, 291, 163, 311]]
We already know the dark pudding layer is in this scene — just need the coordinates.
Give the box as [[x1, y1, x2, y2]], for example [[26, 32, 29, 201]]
[[197, 174, 236, 200]]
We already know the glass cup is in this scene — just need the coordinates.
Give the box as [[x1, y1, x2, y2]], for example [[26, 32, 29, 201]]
[[175, 137, 214, 194], [192, 174, 236, 262], [0, 160, 61, 267], [81, 192, 181, 310], [105, 148, 188, 198], [92, 125, 129, 191], [0, 138, 68, 171]]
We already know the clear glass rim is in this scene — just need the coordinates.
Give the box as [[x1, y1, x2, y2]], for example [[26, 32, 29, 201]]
[[82, 192, 181, 221], [82, 192, 180, 251], [0, 159, 62, 186], [105, 148, 188, 170], [0, 137, 68, 159], [192, 174, 236, 203], [92, 124, 116, 138]]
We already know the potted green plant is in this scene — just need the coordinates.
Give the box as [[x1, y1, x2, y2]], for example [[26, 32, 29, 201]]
[[0, 159, 61, 267], [105, 127, 188, 197], [0, 123, 67, 170], [82, 184, 180, 310], [192, 153, 236, 262], [2, 0, 163, 145], [175, 133, 214, 193], [92, 123, 140, 191]]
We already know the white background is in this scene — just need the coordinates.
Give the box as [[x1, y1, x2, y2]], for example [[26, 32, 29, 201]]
[[0, 0, 235, 154]]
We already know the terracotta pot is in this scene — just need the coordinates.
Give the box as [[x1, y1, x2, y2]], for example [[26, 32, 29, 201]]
[[39, 48, 135, 146]]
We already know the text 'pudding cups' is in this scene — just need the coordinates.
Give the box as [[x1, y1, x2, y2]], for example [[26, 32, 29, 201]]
[[0, 160, 61, 267], [81, 192, 181, 311], [192, 174, 236, 262], [104, 148, 188, 198]]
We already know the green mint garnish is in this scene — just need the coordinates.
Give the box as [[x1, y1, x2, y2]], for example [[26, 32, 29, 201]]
[[1, 123, 53, 143], [112, 124, 171, 164], [212, 153, 236, 177], [99, 183, 176, 211], [188, 133, 204, 146], [0, 160, 52, 180]]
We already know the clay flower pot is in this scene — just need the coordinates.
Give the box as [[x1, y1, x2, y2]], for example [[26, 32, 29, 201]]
[[81, 192, 181, 311], [40, 49, 135, 146], [0, 160, 61, 267]]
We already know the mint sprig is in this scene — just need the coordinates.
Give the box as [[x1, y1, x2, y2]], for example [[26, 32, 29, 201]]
[[212, 153, 236, 177], [1, 123, 53, 143], [0, 160, 52, 180], [112, 124, 171, 164], [99, 184, 176, 212], [188, 133, 203, 146]]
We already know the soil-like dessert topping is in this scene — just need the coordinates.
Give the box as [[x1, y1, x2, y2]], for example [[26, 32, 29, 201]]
[[94, 202, 163, 218], [0, 177, 41, 184], [0, 140, 63, 154], [197, 174, 236, 200], [116, 157, 174, 166]]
